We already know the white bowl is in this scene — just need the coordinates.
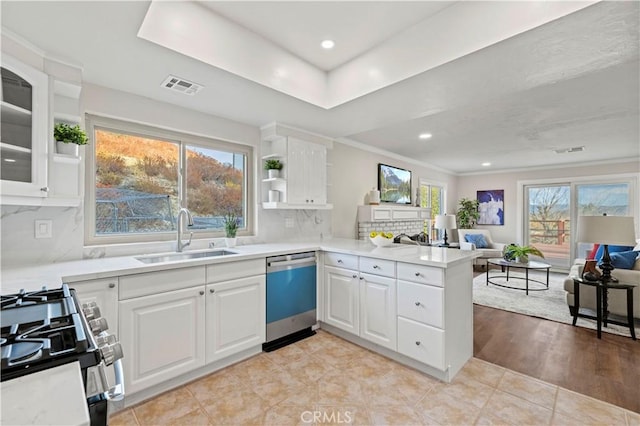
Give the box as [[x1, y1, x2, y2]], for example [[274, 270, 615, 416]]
[[369, 235, 394, 247]]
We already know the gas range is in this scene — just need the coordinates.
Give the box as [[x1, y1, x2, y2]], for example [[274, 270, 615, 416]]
[[1, 284, 124, 425]]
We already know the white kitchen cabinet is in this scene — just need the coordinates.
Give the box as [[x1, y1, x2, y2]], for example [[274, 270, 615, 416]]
[[324, 265, 360, 334], [70, 277, 119, 335], [359, 272, 396, 350], [397, 317, 445, 370], [1, 54, 49, 200], [206, 275, 265, 363], [287, 137, 327, 206], [119, 286, 206, 394]]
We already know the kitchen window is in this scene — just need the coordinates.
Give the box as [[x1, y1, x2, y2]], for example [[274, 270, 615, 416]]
[[84, 115, 253, 245]]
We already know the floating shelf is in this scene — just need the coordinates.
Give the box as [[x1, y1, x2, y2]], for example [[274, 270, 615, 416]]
[[263, 202, 333, 210]]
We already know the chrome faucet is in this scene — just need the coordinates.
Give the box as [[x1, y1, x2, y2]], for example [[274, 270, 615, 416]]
[[176, 208, 194, 252], [393, 233, 420, 246]]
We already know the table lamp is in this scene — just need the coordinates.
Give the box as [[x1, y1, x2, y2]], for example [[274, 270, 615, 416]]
[[576, 214, 636, 283], [435, 214, 457, 247]]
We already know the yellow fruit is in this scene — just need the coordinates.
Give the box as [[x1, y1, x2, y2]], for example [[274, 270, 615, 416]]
[[384, 232, 393, 239], [369, 231, 378, 238]]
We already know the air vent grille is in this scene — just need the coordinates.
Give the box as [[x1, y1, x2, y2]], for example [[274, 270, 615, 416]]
[[554, 146, 585, 154], [161, 75, 203, 95]]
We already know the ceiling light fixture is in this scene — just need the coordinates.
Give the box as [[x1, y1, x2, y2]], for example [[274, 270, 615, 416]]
[[321, 40, 335, 49], [481, 162, 491, 167], [419, 133, 432, 140]]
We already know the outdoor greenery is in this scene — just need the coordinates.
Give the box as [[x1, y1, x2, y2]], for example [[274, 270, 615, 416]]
[[456, 198, 480, 229], [264, 159, 283, 170], [54, 123, 88, 145]]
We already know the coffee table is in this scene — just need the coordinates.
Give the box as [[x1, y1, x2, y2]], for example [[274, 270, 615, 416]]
[[486, 258, 551, 295]]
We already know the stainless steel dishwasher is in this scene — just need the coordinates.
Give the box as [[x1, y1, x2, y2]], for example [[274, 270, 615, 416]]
[[264, 252, 317, 351]]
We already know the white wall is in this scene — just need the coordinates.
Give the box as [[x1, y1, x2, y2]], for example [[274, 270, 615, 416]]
[[456, 160, 640, 245]]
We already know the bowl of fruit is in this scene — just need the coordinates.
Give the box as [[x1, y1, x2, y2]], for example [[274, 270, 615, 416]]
[[369, 231, 394, 247]]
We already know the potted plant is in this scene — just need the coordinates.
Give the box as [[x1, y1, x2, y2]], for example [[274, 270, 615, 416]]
[[503, 244, 545, 264], [264, 158, 283, 179], [456, 198, 480, 229], [223, 211, 239, 248], [54, 123, 88, 156]]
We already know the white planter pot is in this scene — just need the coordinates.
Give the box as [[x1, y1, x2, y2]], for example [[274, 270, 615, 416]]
[[268, 190, 280, 203], [267, 169, 280, 179], [225, 237, 237, 248], [56, 141, 79, 156]]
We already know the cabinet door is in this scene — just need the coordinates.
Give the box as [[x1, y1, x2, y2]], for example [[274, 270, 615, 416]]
[[324, 266, 359, 334], [70, 278, 119, 335], [119, 287, 205, 394], [286, 137, 307, 204], [359, 273, 397, 350], [0, 54, 48, 198], [305, 142, 326, 205], [206, 275, 266, 363]]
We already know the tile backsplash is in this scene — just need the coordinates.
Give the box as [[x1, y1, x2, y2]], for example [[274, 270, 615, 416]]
[[358, 220, 424, 240]]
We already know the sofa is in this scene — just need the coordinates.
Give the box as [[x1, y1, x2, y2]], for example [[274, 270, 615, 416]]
[[563, 255, 640, 320], [457, 229, 506, 268]]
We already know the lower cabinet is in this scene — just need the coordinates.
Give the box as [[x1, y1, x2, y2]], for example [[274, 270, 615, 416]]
[[324, 266, 359, 334], [359, 273, 396, 350], [206, 275, 265, 363], [397, 317, 445, 370], [119, 287, 206, 394], [70, 277, 119, 334]]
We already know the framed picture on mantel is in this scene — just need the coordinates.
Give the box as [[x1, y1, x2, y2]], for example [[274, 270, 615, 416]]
[[477, 190, 504, 225]]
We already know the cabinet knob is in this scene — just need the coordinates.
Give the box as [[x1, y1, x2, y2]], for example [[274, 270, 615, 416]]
[[199, 290, 205, 296], [210, 288, 215, 293], [415, 272, 421, 277], [373, 265, 380, 269], [359, 276, 364, 280], [108, 283, 115, 289], [415, 301, 421, 306], [415, 341, 421, 346], [40, 187, 49, 192], [352, 274, 357, 279], [337, 259, 343, 264]]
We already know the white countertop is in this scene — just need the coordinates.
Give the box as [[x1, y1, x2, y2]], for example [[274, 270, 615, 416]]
[[1, 238, 478, 293], [1, 362, 90, 426]]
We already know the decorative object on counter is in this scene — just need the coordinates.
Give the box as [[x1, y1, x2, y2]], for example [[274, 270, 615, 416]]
[[369, 188, 380, 205], [456, 198, 480, 229], [435, 214, 457, 247], [223, 211, 239, 247], [268, 190, 280, 203], [502, 244, 545, 264], [477, 190, 504, 225], [582, 259, 601, 281], [369, 231, 394, 247], [264, 158, 283, 179], [54, 123, 88, 156]]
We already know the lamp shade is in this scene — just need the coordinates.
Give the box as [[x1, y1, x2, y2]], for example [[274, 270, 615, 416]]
[[435, 214, 457, 230], [576, 215, 636, 245]]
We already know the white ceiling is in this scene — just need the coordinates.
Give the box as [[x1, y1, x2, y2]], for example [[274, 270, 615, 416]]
[[1, 1, 638, 175]]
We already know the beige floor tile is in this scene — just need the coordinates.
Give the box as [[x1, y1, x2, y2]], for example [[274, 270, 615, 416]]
[[200, 387, 270, 425], [456, 357, 506, 388], [279, 383, 320, 406], [382, 366, 439, 406], [109, 408, 139, 426], [555, 388, 628, 425], [432, 375, 494, 409], [251, 371, 307, 406], [627, 410, 640, 426], [263, 404, 316, 426], [550, 410, 587, 425], [497, 370, 558, 409], [361, 379, 413, 407], [369, 404, 428, 425], [476, 389, 553, 425], [414, 389, 482, 425], [318, 370, 367, 405], [165, 408, 211, 426], [133, 386, 202, 425], [263, 343, 307, 366], [311, 342, 367, 368], [186, 368, 245, 403], [225, 353, 283, 386], [281, 353, 338, 385], [315, 405, 372, 425]]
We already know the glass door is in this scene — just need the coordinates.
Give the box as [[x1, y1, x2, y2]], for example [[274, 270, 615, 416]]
[[524, 185, 571, 268]]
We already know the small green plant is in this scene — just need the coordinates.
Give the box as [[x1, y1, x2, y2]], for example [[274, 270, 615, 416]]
[[456, 198, 480, 229], [264, 159, 283, 170], [223, 211, 239, 238], [504, 244, 544, 262], [54, 123, 88, 145]]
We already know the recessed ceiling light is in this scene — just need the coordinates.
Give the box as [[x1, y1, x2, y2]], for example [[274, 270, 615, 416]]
[[3, 158, 16, 163], [481, 162, 491, 167], [419, 133, 432, 140], [321, 40, 335, 49]]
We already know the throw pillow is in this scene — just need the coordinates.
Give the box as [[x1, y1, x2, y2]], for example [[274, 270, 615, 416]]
[[586, 244, 600, 260], [594, 245, 634, 261], [600, 250, 639, 270], [465, 233, 488, 248]]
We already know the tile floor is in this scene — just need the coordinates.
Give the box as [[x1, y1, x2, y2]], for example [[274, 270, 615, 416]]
[[110, 330, 639, 425]]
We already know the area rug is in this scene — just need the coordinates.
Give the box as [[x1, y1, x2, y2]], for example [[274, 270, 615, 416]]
[[472, 270, 639, 338]]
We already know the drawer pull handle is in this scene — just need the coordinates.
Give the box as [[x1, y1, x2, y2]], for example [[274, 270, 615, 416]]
[[415, 301, 421, 306], [210, 289, 215, 293], [415, 341, 421, 346], [415, 272, 421, 277], [352, 274, 357, 279], [108, 283, 116, 289], [359, 276, 364, 280], [199, 290, 205, 296], [373, 265, 380, 269], [338, 259, 343, 263]]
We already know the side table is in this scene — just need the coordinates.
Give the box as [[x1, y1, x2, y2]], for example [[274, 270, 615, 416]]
[[572, 277, 636, 340]]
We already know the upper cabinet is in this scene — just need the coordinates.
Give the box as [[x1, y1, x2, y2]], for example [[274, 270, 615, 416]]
[[260, 123, 332, 210], [0, 54, 49, 199]]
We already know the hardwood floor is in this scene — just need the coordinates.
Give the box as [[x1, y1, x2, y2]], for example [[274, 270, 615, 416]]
[[473, 304, 640, 413]]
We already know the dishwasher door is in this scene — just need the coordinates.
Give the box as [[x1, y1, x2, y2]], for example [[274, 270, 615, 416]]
[[265, 252, 317, 348]]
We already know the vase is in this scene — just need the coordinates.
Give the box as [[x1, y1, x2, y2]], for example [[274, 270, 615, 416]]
[[225, 237, 237, 248], [515, 255, 529, 264], [56, 141, 79, 156], [267, 169, 279, 179], [268, 190, 280, 203]]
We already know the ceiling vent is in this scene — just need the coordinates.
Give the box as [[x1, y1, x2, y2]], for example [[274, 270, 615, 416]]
[[554, 146, 585, 154], [161, 75, 203, 95]]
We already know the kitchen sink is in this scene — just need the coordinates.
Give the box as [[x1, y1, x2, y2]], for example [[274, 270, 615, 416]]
[[135, 249, 238, 264]]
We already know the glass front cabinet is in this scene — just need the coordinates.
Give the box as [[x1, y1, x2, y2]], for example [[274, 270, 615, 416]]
[[1, 54, 49, 199]]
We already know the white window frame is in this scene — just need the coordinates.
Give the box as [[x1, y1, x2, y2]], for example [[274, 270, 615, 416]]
[[419, 178, 447, 239], [84, 114, 254, 245]]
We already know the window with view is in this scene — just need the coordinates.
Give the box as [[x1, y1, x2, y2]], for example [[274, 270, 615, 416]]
[[419, 180, 445, 241], [86, 116, 252, 243]]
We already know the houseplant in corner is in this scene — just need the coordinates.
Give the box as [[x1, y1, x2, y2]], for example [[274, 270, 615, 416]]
[[223, 211, 239, 248], [456, 198, 480, 229], [264, 158, 283, 179], [54, 123, 88, 156], [503, 244, 545, 264]]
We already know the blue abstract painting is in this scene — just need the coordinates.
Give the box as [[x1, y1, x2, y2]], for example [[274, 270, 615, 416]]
[[477, 190, 504, 225]]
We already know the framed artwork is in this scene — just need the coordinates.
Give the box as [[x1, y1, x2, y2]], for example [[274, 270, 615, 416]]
[[477, 189, 504, 225]]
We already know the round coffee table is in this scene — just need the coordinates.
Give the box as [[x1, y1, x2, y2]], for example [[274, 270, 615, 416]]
[[486, 258, 551, 295]]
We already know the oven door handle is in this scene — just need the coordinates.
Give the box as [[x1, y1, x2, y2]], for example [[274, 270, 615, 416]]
[[107, 359, 125, 401]]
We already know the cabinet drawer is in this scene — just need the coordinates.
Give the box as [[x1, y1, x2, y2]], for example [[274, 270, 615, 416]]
[[397, 281, 443, 328], [359, 257, 395, 278], [397, 317, 445, 370], [206, 258, 265, 283], [397, 262, 443, 287], [119, 266, 205, 300], [324, 252, 358, 270]]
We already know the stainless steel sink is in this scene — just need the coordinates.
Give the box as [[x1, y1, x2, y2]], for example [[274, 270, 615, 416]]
[[135, 249, 238, 264]]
